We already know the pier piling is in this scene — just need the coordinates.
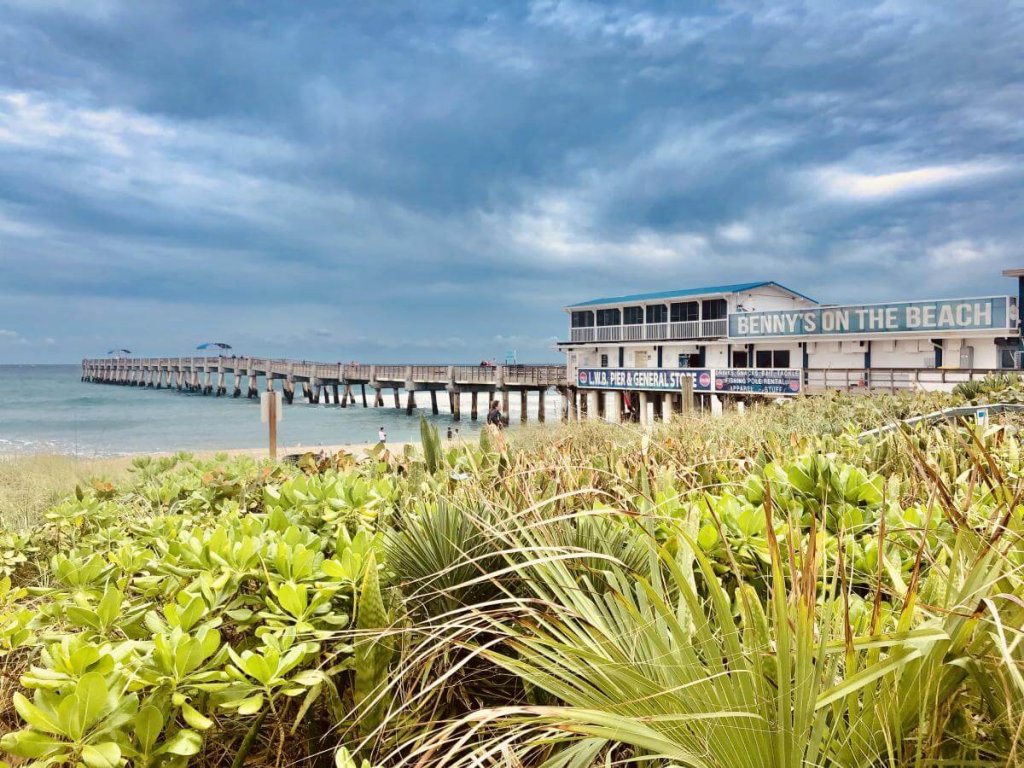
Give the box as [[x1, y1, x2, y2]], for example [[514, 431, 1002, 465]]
[[82, 357, 568, 426]]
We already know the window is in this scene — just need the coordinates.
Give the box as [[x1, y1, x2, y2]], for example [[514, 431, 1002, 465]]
[[702, 298, 727, 320], [571, 311, 594, 328], [646, 304, 668, 323], [732, 350, 748, 368], [671, 301, 699, 322], [600, 354, 608, 368], [596, 308, 621, 326], [623, 306, 644, 325], [755, 350, 792, 368], [678, 354, 691, 367]]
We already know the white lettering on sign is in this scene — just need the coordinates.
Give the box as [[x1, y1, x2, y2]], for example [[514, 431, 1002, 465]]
[[731, 297, 1008, 337]]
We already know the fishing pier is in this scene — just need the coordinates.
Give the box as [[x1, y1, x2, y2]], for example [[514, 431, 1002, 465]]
[[81, 357, 568, 422], [81, 355, 1015, 426]]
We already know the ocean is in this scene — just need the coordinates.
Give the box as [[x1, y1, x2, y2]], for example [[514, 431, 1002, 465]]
[[0, 365, 561, 457]]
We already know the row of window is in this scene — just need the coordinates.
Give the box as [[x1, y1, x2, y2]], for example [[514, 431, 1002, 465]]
[[593, 348, 792, 369], [572, 299, 727, 328]]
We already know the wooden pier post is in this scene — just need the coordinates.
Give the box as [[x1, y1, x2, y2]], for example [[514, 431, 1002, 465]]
[[302, 382, 312, 403], [452, 392, 461, 421], [406, 390, 417, 414], [501, 389, 509, 415], [393, 388, 401, 409], [520, 390, 528, 423], [233, 371, 242, 398], [217, 371, 226, 396], [430, 390, 439, 415], [471, 392, 479, 421], [537, 389, 545, 422], [248, 372, 258, 398], [374, 387, 383, 407], [332, 384, 340, 406]]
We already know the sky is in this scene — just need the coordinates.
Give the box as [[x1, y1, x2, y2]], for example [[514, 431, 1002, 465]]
[[1, 0, 1022, 364]]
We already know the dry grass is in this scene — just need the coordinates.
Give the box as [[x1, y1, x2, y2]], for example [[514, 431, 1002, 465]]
[[0, 453, 131, 530]]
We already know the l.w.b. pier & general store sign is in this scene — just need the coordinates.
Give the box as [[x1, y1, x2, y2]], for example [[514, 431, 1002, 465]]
[[576, 367, 801, 395]]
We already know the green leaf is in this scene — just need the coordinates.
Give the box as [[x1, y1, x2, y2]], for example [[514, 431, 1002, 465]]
[[82, 742, 121, 768], [0, 728, 66, 759], [237, 694, 264, 715], [181, 702, 214, 731], [160, 729, 203, 757], [12, 692, 61, 735], [134, 705, 164, 753], [696, 524, 719, 551], [77, 671, 112, 731]]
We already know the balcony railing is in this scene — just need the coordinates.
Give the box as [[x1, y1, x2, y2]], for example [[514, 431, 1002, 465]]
[[570, 318, 728, 344]]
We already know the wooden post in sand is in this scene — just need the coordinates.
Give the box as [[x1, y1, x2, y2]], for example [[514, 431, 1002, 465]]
[[681, 375, 694, 414]]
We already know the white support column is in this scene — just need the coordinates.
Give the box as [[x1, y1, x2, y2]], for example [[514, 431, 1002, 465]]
[[604, 390, 621, 422], [587, 390, 600, 421], [638, 392, 649, 427]]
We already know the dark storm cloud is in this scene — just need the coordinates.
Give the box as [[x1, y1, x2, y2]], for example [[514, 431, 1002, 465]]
[[0, 0, 1022, 362]]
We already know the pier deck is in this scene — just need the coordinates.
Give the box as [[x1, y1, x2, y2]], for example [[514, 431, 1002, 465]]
[[82, 356, 568, 422]]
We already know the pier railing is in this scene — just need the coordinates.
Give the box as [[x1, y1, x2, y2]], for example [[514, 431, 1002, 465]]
[[572, 318, 728, 343], [803, 367, 1008, 393], [81, 357, 571, 388]]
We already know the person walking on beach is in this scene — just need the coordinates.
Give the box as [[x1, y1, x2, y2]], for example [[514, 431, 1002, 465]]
[[378, 426, 386, 444], [446, 426, 453, 439], [487, 399, 507, 428]]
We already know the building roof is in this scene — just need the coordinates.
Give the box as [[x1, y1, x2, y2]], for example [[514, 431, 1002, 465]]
[[566, 281, 817, 309]]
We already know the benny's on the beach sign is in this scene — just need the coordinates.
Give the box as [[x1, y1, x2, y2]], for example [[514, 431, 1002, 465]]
[[729, 296, 1015, 339]]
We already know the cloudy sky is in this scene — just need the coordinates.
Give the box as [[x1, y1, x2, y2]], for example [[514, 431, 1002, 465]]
[[1, 1, 1022, 363]]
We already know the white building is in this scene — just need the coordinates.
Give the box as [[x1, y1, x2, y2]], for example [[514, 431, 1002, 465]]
[[559, 273, 1022, 420]]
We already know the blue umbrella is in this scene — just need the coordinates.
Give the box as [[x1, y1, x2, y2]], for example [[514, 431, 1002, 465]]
[[107, 348, 131, 355], [196, 342, 233, 350]]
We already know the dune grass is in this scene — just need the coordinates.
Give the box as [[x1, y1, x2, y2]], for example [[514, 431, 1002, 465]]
[[0, 454, 130, 530]]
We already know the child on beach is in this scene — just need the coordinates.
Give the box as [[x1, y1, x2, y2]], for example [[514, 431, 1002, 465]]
[[378, 426, 386, 444]]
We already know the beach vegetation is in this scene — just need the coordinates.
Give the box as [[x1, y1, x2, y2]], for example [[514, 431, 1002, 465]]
[[0, 397, 1022, 767]]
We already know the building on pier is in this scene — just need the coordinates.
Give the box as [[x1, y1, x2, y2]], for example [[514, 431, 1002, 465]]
[[558, 271, 1023, 418]]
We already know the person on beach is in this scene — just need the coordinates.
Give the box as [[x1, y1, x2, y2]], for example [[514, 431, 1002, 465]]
[[378, 426, 386, 444], [487, 400, 507, 428], [446, 426, 453, 439]]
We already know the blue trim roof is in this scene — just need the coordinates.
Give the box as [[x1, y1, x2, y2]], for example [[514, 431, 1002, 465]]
[[567, 281, 817, 308]]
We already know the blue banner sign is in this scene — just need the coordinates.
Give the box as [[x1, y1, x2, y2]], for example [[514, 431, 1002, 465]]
[[713, 368, 802, 395], [577, 367, 713, 392], [576, 367, 802, 395], [729, 297, 1012, 339]]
